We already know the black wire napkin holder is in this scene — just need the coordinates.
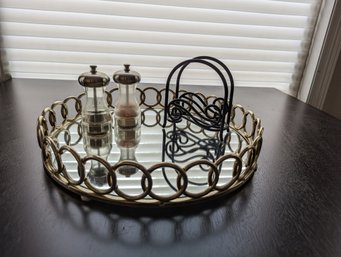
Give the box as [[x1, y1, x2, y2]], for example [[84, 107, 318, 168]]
[[162, 56, 234, 141]]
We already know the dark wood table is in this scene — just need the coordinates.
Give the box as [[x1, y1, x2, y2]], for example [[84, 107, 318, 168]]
[[0, 79, 340, 257]]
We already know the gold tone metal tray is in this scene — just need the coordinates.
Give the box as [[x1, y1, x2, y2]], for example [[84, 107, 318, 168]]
[[37, 87, 263, 207]]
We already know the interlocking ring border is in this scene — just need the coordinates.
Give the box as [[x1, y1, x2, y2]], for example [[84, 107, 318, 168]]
[[37, 87, 264, 207]]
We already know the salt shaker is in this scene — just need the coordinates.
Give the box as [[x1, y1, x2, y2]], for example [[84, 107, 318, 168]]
[[78, 65, 112, 187]]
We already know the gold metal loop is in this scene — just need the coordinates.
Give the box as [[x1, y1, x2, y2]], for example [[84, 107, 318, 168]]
[[146, 162, 188, 202], [113, 161, 152, 201], [181, 160, 219, 199], [51, 101, 69, 125], [141, 87, 162, 108], [63, 96, 82, 121], [141, 108, 161, 127], [59, 145, 85, 185], [159, 88, 175, 107], [238, 146, 256, 180], [42, 137, 63, 174], [82, 156, 117, 195], [214, 154, 242, 191]]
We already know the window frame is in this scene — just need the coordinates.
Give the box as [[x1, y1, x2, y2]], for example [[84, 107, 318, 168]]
[[298, 0, 340, 105]]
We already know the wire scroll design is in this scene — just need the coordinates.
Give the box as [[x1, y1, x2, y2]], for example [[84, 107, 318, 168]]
[[161, 127, 228, 191], [163, 129, 225, 165], [163, 56, 234, 140]]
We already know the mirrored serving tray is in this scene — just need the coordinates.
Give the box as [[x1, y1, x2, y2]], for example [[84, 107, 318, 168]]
[[37, 89, 263, 207]]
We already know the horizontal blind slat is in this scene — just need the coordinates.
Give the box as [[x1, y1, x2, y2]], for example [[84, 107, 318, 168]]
[[113, 0, 312, 16], [1, 0, 309, 28], [8, 61, 292, 83], [5, 49, 295, 73], [2, 36, 299, 63], [1, 8, 307, 40], [9, 72, 290, 93], [1, 22, 304, 51]]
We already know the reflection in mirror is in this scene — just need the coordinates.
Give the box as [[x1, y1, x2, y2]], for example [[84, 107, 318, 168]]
[[82, 117, 112, 188], [162, 125, 226, 192], [161, 124, 244, 194], [163, 125, 226, 164], [114, 110, 141, 177]]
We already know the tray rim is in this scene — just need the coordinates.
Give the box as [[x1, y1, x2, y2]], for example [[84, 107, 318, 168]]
[[37, 87, 264, 208]]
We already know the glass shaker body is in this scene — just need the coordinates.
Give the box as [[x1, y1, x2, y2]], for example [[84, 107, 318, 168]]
[[114, 82, 141, 148], [113, 64, 141, 149], [82, 86, 112, 158]]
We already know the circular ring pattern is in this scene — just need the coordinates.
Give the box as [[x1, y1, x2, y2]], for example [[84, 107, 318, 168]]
[[113, 161, 152, 201], [180, 160, 219, 199], [141, 108, 161, 127], [213, 154, 242, 191], [82, 156, 117, 195], [42, 137, 63, 174], [59, 145, 85, 185], [143, 163, 188, 202]]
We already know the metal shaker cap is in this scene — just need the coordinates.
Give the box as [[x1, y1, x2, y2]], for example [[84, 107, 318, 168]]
[[78, 65, 110, 87], [113, 64, 141, 85]]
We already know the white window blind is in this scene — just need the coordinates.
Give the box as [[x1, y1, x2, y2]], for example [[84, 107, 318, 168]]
[[0, 0, 322, 95]]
